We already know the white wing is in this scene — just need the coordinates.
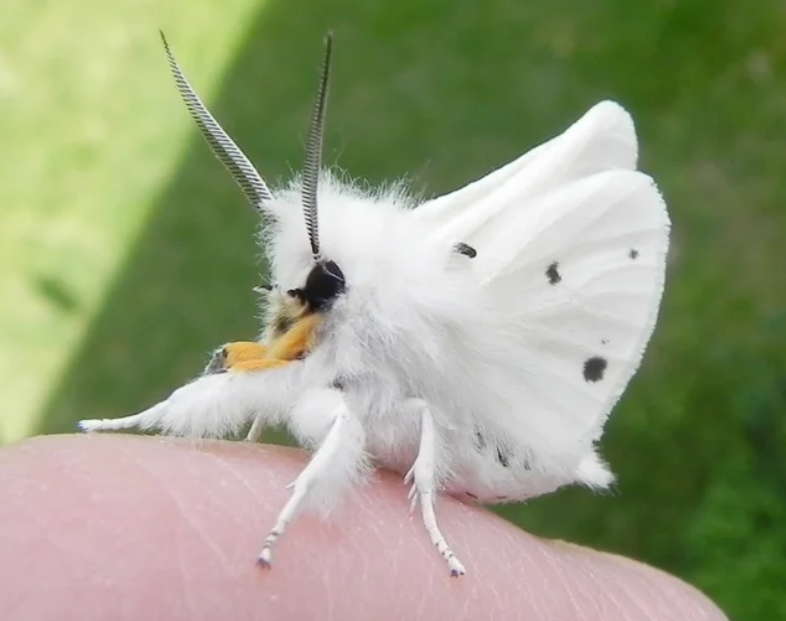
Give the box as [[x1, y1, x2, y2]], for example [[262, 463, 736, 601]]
[[419, 101, 669, 472], [413, 100, 639, 245], [482, 170, 669, 446]]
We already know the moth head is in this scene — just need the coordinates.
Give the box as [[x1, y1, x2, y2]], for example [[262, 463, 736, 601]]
[[287, 260, 345, 312], [160, 30, 346, 312]]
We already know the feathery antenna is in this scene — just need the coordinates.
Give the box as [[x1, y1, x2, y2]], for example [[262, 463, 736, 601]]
[[301, 33, 334, 260], [159, 30, 273, 210]]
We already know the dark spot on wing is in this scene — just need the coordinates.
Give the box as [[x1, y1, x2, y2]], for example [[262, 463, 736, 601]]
[[546, 261, 561, 285], [466, 492, 478, 499], [453, 242, 477, 258], [495, 446, 510, 468], [583, 356, 608, 382], [601, 338, 609, 345], [629, 249, 639, 260], [474, 429, 487, 450]]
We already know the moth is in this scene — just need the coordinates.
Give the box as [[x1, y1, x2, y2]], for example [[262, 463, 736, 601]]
[[80, 31, 671, 577]]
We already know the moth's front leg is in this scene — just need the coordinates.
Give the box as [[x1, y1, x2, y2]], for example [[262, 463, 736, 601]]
[[258, 387, 367, 567], [404, 399, 466, 577], [78, 369, 289, 438]]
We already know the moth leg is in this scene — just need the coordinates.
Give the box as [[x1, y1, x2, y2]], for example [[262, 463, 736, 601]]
[[245, 415, 266, 443], [404, 399, 466, 577], [78, 402, 166, 433], [79, 370, 287, 438], [258, 388, 365, 567]]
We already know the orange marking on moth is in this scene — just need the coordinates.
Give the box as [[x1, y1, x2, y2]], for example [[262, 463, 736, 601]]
[[268, 313, 323, 361], [223, 313, 325, 374], [224, 342, 269, 367], [230, 358, 293, 372]]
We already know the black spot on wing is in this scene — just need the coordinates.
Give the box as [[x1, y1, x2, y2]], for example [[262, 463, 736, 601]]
[[474, 429, 487, 450], [583, 356, 608, 382], [629, 249, 639, 260], [601, 338, 609, 345], [495, 446, 510, 468], [546, 261, 561, 285], [454, 242, 477, 258]]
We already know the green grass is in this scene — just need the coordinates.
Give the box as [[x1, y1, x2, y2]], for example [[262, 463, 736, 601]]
[[0, 0, 263, 441], [3, 1, 785, 619]]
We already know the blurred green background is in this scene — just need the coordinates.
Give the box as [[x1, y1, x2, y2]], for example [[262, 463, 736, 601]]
[[2, 0, 784, 618]]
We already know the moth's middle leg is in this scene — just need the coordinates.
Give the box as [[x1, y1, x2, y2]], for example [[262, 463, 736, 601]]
[[257, 387, 366, 567], [404, 398, 466, 577]]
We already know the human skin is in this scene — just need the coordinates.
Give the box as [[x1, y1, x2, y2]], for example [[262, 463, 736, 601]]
[[0, 434, 727, 621]]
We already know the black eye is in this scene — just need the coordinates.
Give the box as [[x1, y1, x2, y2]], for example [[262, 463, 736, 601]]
[[453, 242, 477, 258], [302, 260, 346, 311]]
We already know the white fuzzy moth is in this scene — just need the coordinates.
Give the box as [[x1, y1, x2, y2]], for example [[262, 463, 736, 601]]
[[80, 31, 670, 577]]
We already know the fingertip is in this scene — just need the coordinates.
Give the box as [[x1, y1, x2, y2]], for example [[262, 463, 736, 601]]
[[0, 434, 728, 621]]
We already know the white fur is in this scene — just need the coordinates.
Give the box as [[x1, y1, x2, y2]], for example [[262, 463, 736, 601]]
[[80, 100, 670, 575]]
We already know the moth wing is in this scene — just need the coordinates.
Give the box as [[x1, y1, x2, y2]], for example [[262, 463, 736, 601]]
[[472, 169, 670, 450], [413, 100, 638, 245]]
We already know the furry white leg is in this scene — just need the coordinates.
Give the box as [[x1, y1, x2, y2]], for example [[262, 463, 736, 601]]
[[404, 399, 466, 577], [78, 371, 293, 438], [258, 389, 366, 567], [79, 402, 166, 433], [245, 415, 265, 442]]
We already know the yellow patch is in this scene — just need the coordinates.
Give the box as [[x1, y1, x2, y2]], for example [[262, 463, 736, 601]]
[[223, 341, 269, 366], [230, 358, 292, 372], [222, 312, 324, 373], [267, 312, 323, 361]]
